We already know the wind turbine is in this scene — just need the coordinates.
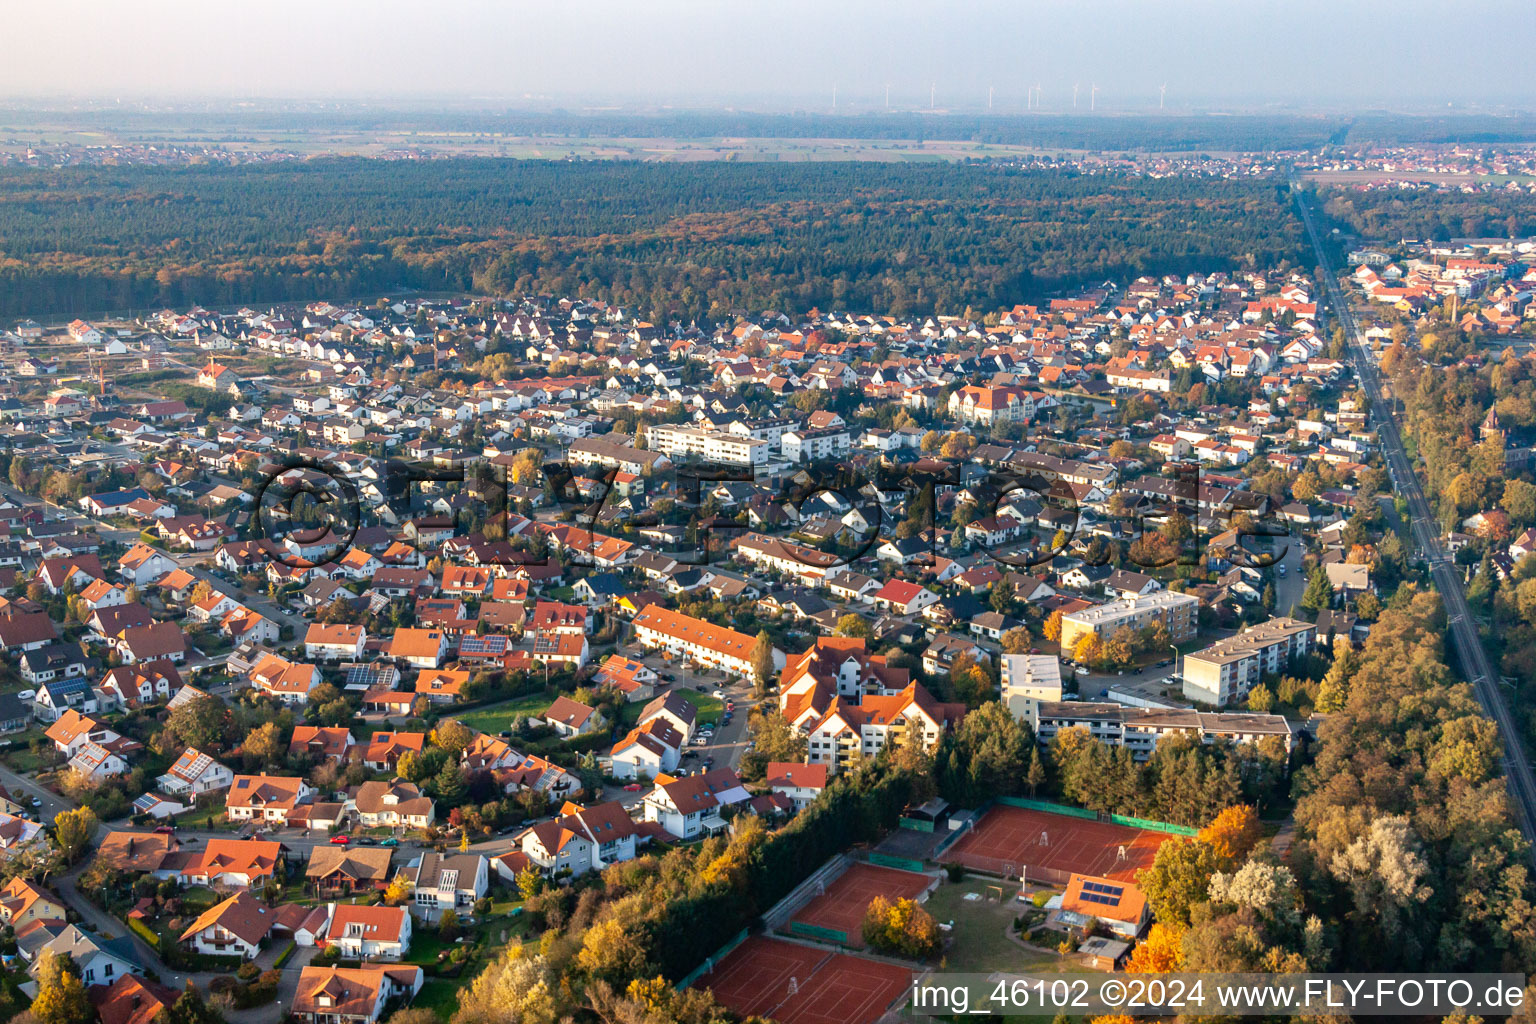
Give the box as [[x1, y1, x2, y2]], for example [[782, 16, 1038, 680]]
[[1073, 83, 1079, 109], [884, 83, 891, 110], [832, 83, 838, 111], [988, 84, 994, 111], [1159, 84, 1167, 110], [1035, 83, 1042, 109], [930, 82, 935, 109], [1091, 83, 1099, 111]]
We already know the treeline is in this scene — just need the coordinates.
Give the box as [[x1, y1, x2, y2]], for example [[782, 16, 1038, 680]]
[[0, 159, 1307, 319], [456, 759, 916, 1024], [931, 702, 1290, 824], [1128, 592, 1536, 981], [1288, 591, 1535, 970], [1318, 184, 1536, 241]]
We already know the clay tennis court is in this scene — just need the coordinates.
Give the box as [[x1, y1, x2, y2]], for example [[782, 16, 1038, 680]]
[[939, 805, 1171, 883], [789, 862, 934, 946], [698, 935, 913, 1024]]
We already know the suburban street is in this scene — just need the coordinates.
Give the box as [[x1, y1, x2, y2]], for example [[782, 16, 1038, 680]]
[[1296, 183, 1536, 847]]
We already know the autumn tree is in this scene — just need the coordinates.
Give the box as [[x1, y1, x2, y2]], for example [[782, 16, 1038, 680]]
[[1136, 837, 1224, 927], [861, 895, 941, 958], [432, 719, 474, 756], [1197, 805, 1263, 863], [1125, 921, 1185, 973], [835, 614, 871, 639], [52, 806, 98, 865], [1073, 632, 1104, 667], [243, 722, 287, 767], [33, 949, 92, 1024], [749, 631, 776, 696], [1000, 626, 1032, 654], [1042, 609, 1064, 643]]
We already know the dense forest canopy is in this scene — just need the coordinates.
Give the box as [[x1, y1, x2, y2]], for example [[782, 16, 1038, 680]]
[[0, 160, 1306, 319], [1318, 184, 1536, 242]]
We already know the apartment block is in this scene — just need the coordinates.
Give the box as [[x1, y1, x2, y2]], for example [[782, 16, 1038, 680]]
[[1181, 616, 1316, 707], [642, 424, 768, 466], [1033, 701, 1293, 760], [1059, 591, 1198, 654]]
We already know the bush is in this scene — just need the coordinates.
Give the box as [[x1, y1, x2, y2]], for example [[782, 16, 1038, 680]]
[[236, 961, 260, 981], [945, 863, 966, 883]]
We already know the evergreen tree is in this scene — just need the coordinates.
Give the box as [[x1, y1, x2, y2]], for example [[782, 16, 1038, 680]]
[[1300, 566, 1334, 613]]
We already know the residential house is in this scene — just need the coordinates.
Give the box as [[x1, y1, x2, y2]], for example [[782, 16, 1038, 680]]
[[409, 853, 488, 915], [177, 890, 273, 961], [323, 904, 412, 960]]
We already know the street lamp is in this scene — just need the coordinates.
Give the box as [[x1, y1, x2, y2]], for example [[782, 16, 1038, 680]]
[[1169, 643, 1180, 682]]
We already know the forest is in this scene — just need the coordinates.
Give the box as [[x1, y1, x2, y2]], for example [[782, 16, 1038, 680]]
[[1318, 183, 1536, 242], [0, 159, 1307, 319]]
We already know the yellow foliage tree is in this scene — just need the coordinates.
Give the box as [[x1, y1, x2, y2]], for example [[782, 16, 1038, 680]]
[[1073, 632, 1104, 667], [1042, 609, 1064, 643], [1197, 804, 1264, 864], [383, 872, 414, 906], [1125, 922, 1185, 973]]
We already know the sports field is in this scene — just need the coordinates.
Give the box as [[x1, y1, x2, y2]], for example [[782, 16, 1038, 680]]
[[698, 935, 913, 1024], [788, 862, 935, 947], [939, 805, 1172, 883]]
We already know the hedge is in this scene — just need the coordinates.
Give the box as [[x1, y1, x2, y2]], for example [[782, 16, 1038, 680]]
[[274, 940, 297, 968], [128, 917, 161, 950]]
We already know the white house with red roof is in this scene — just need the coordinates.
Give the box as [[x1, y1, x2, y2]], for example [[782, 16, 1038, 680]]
[[871, 578, 938, 615], [764, 762, 829, 811], [641, 767, 751, 840]]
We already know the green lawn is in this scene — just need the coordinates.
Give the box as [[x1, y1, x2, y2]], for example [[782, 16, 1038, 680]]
[[176, 797, 236, 830], [924, 882, 1067, 974], [414, 977, 472, 1018], [620, 688, 725, 727], [449, 695, 554, 736]]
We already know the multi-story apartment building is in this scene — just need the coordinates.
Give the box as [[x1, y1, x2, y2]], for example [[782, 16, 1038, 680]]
[[1032, 701, 1293, 761], [803, 683, 966, 774], [565, 435, 672, 475], [947, 384, 1036, 425], [632, 605, 784, 678], [1001, 654, 1063, 724], [642, 424, 768, 466], [1181, 617, 1317, 706], [1059, 591, 1199, 655]]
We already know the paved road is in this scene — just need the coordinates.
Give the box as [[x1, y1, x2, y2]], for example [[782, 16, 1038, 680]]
[[0, 761, 71, 825], [1295, 183, 1536, 850], [58, 854, 314, 1023]]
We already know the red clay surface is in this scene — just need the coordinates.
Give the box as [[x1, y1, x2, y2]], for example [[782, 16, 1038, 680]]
[[698, 935, 913, 1024], [939, 805, 1171, 883], [789, 862, 933, 946]]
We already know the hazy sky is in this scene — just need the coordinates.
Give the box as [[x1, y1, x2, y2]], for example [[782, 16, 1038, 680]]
[[7, 0, 1533, 111]]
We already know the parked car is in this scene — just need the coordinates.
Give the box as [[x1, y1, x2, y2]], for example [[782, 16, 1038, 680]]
[[329, 835, 350, 845], [355, 836, 377, 845], [16, 690, 34, 701], [661, 673, 675, 682], [623, 783, 643, 792], [379, 837, 399, 847], [712, 689, 725, 699], [154, 824, 175, 834], [695, 683, 708, 692]]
